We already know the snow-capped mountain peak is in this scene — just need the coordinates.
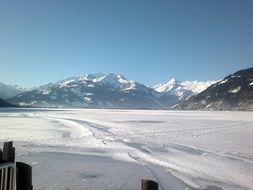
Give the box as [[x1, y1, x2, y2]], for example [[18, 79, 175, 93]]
[[153, 78, 218, 99], [88, 73, 144, 91], [83, 73, 104, 81], [94, 73, 127, 88], [167, 78, 178, 84], [153, 78, 181, 93], [180, 80, 218, 94]]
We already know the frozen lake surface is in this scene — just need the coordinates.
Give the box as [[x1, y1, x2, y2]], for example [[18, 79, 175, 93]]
[[0, 108, 252, 190]]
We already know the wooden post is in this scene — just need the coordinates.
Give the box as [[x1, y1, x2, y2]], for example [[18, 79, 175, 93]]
[[0, 148, 2, 161], [2, 141, 15, 162], [16, 162, 33, 190], [1, 142, 16, 190], [141, 179, 159, 190]]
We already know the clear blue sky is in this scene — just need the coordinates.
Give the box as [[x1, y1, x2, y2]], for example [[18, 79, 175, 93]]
[[0, 0, 252, 87]]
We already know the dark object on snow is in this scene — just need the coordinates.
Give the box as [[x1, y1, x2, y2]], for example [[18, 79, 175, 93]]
[[16, 162, 33, 190], [142, 179, 159, 190], [1, 141, 15, 163]]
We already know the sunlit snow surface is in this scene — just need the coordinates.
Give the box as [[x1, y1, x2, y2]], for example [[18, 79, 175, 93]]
[[0, 108, 252, 190]]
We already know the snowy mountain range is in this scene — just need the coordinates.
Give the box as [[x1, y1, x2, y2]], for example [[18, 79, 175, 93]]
[[3, 68, 252, 110], [6, 73, 215, 108], [7, 73, 179, 108]]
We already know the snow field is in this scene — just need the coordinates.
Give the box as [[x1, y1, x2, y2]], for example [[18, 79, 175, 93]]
[[0, 108, 252, 190]]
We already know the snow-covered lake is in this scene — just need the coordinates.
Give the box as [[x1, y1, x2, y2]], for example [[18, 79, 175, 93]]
[[0, 108, 252, 190]]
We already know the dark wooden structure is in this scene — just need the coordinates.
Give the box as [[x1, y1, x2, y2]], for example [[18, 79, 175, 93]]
[[142, 179, 159, 190], [0, 142, 16, 190], [0, 142, 15, 163], [16, 162, 32, 190], [0, 141, 33, 190]]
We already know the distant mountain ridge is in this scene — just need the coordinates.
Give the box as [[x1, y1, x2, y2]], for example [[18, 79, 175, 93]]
[[176, 67, 253, 110], [0, 82, 27, 99]]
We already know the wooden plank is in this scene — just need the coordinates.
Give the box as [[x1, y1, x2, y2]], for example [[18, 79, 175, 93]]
[[141, 179, 159, 190]]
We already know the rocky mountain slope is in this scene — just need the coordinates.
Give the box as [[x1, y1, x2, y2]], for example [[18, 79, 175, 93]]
[[176, 68, 253, 110], [0, 98, 12, 107], [0, 82, 27, 99]]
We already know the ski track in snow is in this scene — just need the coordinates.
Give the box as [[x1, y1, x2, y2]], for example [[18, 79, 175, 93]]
[[0, 109, 253, 190]]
